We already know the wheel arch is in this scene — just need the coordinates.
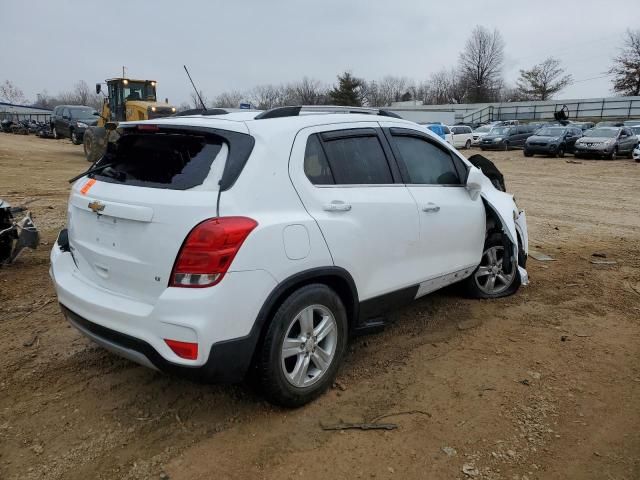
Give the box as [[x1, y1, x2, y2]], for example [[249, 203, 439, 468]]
[[248, 267, 359, 366]]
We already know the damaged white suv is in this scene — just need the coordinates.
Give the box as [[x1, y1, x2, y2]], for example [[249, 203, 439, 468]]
[[50, 106, 529, 407]]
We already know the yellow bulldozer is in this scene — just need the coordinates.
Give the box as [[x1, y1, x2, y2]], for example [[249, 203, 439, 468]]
[[83, 77, 176, 162]]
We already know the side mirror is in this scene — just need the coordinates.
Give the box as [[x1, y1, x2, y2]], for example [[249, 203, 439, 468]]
[[96, 83, 102, 95], [466, 167, 484, 201]]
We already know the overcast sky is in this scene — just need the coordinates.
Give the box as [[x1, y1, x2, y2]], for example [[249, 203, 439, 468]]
[[1, 0, 636, 107]]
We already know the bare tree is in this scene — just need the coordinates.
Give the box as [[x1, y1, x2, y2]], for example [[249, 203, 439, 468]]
[[0, 80, 26, 104], [423, 68, 467, 105], [459, 26, 505, 102], [292, 77, 327, 105], [608, 29, 640, 96], [249, 84, 281, 109], [213, 90, 243, 108], [74, 81, 91, 106], [516, 58, 572, 100], [189, 90, 208, 109], [378, 76, 411, 106]]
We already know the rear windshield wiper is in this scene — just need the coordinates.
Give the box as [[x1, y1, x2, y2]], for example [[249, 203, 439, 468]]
[[68, 162, 116, 183]]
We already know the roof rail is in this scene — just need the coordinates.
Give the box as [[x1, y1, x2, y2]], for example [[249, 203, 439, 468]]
[[173, 108, 229, 117], [254, 105, 403, 120]]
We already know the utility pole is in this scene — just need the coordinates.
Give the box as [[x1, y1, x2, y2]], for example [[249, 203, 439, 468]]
[[122, 66, 126, 78]]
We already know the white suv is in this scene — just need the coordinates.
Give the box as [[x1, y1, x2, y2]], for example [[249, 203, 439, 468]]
[[50, 106, 529, 406]]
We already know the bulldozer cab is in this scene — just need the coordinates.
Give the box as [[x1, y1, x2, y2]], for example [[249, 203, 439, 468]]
[[100, 79, 157, 122]]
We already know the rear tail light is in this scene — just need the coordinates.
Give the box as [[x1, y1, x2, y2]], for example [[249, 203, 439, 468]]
[[164, 339, 198, 360], [170, 216, 258, 288]]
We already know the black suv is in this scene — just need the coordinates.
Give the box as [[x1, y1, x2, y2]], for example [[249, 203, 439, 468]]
[[50, 105, 99, 144], [524, 126, 583, 157], [480, 125, 537, 150]]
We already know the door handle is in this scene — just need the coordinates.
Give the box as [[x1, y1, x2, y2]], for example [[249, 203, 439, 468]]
[[422, 203, 440, 213], [323, 201, 352, 212]]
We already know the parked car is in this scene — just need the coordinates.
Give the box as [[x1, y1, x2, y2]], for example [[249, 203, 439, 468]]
[[629, 125, 640, 141], [50, 107, 529, 407], [523, 126, 583, 157], [449, 125, 474, 149], [480, 125, 536, 150], [623, 119, 640, 127], [633, 145, 640, 162], [472, 124, 494, 145], [422, 123, 453, 143], [572, 121, 595, 131], [50, 105, 99, 144], [573, 127, 638, 159], [595, 121, 624, 128]]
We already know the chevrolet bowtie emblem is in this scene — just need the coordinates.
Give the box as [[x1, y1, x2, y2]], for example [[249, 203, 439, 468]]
[[88, 200, 105, 214]]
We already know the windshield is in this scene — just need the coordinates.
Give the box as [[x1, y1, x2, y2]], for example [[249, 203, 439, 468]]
[[69, 107, 97, 119], [584, 128, 618, 138], [123, 81, 156, 101], [474, 125, 492, 133], [536, 127, 566, 137], [491, 127, 511, 135]]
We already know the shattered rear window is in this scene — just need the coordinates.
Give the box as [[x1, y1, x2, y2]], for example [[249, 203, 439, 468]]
[[92, 132, 224, 190]]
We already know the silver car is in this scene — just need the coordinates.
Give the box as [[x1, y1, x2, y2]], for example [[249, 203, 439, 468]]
[[574, 127, 638, 160]]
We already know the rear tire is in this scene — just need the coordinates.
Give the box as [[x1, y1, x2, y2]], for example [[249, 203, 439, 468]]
[[556, 145, 565, 158], [52, 127, 58, 140], [463, 233, 521, 299], [259, 284, 348, 407], [465, 139, 472, 149], [503, 142, 509, 151], [608, 148, 617, 160]]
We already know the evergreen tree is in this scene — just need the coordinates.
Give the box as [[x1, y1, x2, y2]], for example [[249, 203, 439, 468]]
[[329, 72, 364, 106]]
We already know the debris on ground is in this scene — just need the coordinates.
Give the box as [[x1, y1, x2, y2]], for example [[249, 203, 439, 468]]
[[441, 446, 457, 456], [566, 159, 582, 164], [591, 252, 607, 258], [462, 463, 479, 477], [321, 422, 398, 431], [529, 250, 555, 261], [590, 259, 617, 265]]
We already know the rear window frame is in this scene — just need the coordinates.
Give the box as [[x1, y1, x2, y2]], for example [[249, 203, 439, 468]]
[[91, 125, 255, 191]]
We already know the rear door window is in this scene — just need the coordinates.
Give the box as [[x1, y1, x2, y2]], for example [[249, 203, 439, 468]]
[[93, 131, 226, 190], [319, 132, 393, 185]]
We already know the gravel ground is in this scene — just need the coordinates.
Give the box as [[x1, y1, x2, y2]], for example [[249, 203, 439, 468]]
[[0, 133, 638, 480]]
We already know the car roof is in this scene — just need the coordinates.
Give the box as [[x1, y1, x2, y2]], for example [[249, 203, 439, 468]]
[[128, 111, 418, 136]]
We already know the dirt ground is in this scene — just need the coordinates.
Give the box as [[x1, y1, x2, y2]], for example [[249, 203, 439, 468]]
[[0, 133, 639, 480]]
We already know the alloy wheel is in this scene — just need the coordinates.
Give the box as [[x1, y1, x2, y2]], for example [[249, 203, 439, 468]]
[[280, 304, 338, 388], [474, 245, 516, 295]]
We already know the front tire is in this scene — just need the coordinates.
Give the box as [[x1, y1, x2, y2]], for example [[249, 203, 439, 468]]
[[465, 139, 472, 149], [523, 150, 533, 157], [608, 148, 618, 160], [259, 284, 348, 407], [463, 233, 521, 299], [70, 130, 80, 145], [556, 145, 565, 158], [52, 127, 58, 139]]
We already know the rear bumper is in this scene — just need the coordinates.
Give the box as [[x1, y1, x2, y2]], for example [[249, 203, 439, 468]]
[[50, 241, 278, 382]]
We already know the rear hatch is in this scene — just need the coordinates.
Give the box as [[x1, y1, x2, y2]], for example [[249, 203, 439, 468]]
[[67, 123, 253, 304]]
